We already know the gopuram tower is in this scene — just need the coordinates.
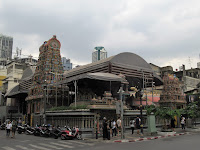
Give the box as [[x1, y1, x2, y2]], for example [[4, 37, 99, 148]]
[[26, 35, 66, 125], [159, 73, 186, 109]]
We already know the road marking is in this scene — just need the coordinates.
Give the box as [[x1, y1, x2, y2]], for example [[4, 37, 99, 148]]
[[58, 141, 84, 147], [39, 143, 63, 149], [2, 147, 16, 150], [50, 142, 74, 148], [69, 140, 94, 146], [20, 140, 30, 142], [29, 144, 52, 150], [16, 145, 34, 150]]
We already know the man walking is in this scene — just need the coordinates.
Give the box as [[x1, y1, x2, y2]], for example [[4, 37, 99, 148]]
[[135, 116, 141, 135], [130, 119, 135, 134], [117, 117, 121, 136], [11, 119, 17, 138]]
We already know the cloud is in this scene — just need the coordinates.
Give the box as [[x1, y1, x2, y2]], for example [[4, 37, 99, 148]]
[[1, 0, 200, 70]]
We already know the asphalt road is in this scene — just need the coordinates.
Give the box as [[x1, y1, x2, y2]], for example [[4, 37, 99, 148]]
[[0, 130, 200, 150], [0, 130, 98, 150], [81, 132, 200, 150]]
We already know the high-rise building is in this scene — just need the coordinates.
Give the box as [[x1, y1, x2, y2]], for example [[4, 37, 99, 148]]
[[0, 34, 13, 62], [197, 62, 200, 69], [92, 46, 107, 63], [62, 57, 72, 71]]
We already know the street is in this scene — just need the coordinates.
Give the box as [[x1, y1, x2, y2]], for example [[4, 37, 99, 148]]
[[0, 130, 98, 150], [1, 130, 200, 150]]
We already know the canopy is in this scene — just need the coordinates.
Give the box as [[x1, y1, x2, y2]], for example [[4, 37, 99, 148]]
[[65, 72, 126, 83], [4, 84, 20, 97]]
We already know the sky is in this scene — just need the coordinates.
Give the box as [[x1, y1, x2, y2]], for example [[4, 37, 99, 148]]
[[1, 0, 200, 70]]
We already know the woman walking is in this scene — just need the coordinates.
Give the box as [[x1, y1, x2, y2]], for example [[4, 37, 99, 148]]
[[181, 117, 186, 130], [6, 121, 12, 137]]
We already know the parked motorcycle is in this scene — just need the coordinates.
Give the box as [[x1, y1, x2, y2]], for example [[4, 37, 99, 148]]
[[50, 126, 62, 139], [33, 126, 41, 136], [40, 125, 51, 137], [61, 126, 82, 140], [26, 125, 35, 135], [17, 124, 27, 134], [0, 123, 6, 130]]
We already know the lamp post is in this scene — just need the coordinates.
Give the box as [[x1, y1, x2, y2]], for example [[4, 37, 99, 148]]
[[140, 70, 145, 136], [152, 81, 155, 103], [119, 83, 125, 139]]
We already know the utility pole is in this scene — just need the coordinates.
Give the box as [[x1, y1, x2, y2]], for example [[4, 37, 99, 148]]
[[119, 83, 125, 139], [74, 80, 77, 108], [140, 70, 144, 135]]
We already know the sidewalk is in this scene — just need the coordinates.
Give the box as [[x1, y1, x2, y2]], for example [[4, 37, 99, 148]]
[[84, 125, 200, 143]]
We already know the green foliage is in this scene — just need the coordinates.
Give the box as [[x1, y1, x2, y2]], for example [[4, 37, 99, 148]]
[[184, 102, 200, 119], [155, 107, 180, 120], [48, 105, 88, 111], [145, 105, 156, 115]]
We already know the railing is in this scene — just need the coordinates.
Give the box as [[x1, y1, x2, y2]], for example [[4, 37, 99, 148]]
[[47, 116, 95, 129]]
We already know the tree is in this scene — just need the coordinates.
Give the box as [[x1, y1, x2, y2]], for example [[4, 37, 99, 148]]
[[155, 107, 180, 130], [183, 102, 200, 126], [145, 105, 156, 115]]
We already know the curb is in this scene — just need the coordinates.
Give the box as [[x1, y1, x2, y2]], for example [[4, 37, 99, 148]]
[[114, 132, 188, 143]]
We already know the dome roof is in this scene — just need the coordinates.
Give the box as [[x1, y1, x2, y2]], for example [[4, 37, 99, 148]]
[[110, 52, 152, 71]]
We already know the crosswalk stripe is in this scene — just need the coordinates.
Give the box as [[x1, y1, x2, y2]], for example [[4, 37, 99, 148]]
[[69, 140, 94, 146], [39, 143, 63, 149], [50, 142, 74, 148], [2, 147, 16, 150], [58, 141, 84, 147], [29, 144, 52, 150], [16, 145, 34, 150]]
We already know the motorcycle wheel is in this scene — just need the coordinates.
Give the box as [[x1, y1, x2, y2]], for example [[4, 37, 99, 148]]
[[25, 130, 28, 135], [54, 135, 58, 139], [76, 134, 82, 140], [61, 135, 65, 140], [18, 131, 22, 134]]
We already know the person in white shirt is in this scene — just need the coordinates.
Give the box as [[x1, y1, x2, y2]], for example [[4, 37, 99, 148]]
[[6, 121, 12, 137], [111, 119, 117, 137], [130, 119, 135, 134], [117, 117, 121, 136], [181, 117, 186, 130]]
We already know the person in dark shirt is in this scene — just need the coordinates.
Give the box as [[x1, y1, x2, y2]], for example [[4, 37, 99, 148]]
[[103, 117, 108, 140], [171, 118, 175, 132], [135, 116, 141, 135]]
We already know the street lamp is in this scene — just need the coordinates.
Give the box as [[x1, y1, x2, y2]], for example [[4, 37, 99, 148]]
[[118, 83, 125, 139]]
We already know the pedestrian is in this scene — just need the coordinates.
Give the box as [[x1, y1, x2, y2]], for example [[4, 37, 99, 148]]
[[181, 116, 186, 130], [111, 119, 117, 137], [107, 120, 111, 140], [130, 119, 135, 134], [6, 121, 12, 137], [18, 118, 22, 126], [117, 117, 121, 136], [11, 119, 17, 138], [171, 117, 175, 132], [102, 117, 108, 140], [135, 116, 141, 135]]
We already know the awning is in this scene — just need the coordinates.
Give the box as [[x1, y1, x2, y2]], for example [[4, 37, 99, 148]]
[[4, 84, 27, 98], [5, 84, 20, 97], [64, 72, 127, 83]]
